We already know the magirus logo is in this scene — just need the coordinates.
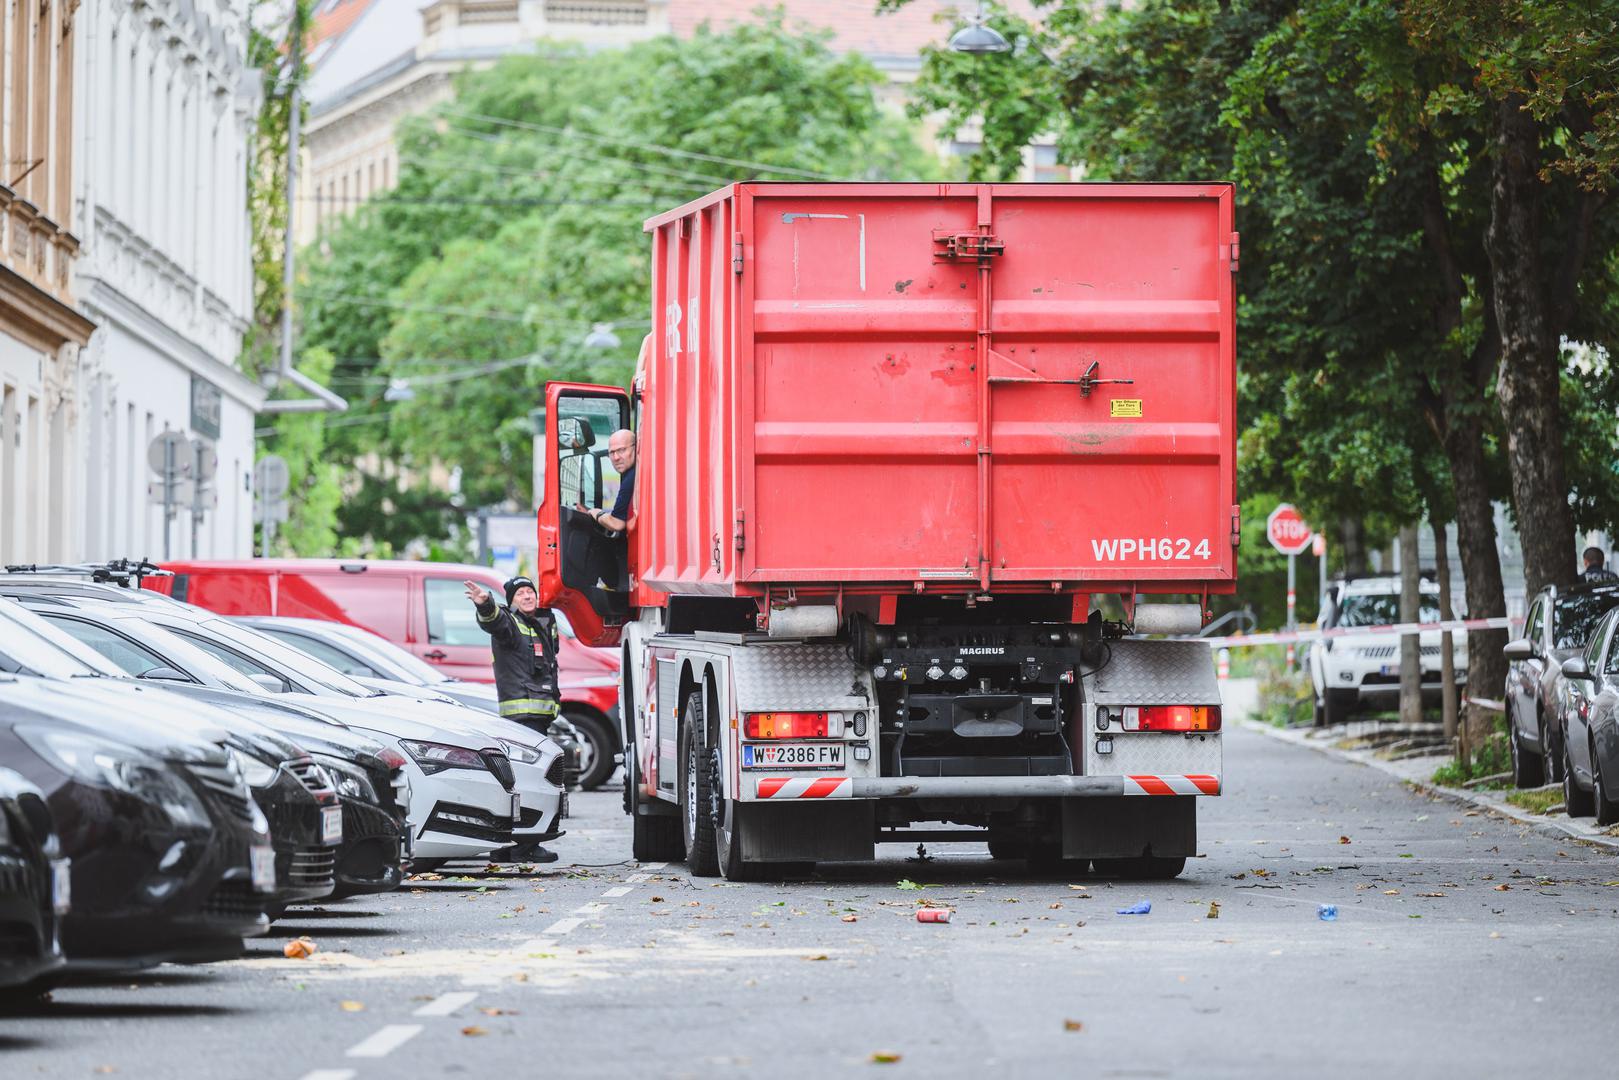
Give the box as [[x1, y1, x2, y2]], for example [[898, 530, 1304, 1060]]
[[958, 647, 1004, 656]]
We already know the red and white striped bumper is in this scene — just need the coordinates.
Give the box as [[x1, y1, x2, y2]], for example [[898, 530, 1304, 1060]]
[[756, 776, 852, 799], [1124, 774, 1221, 796]]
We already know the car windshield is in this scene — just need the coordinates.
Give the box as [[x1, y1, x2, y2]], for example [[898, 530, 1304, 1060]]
[[101, 614, 270, 695], [1552, 591, 1619, 651], [1334, 594, 1442, 628], [0, 599, 108, 679], [195, 618, 379, 698]]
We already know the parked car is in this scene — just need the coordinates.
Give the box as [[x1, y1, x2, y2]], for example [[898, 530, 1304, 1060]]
[[10, 591, 550, 867], [143, 559, 623, 778], [236, 615, 599, 789], [1309, 576, 1468, 725], [0, 765, 66, 996], [1555, 604, 1619, 824], [0, 674, 272, 976], [1503, 581, 1619, 786]]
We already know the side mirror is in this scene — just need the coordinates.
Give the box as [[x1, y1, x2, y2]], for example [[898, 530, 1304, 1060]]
[[138, 666, 190, 683], [1502, 639, 1534, 662], [250, 673, 288, 693], [1561, 656, 1594, 681], [557, 418, 587, 456]]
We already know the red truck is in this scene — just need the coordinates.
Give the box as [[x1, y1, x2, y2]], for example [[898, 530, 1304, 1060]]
[[142, 559, 623, 777], [540, 182, 1237, 880]]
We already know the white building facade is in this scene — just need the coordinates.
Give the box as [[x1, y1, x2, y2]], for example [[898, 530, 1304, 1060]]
[[71, 0, 264, 561]]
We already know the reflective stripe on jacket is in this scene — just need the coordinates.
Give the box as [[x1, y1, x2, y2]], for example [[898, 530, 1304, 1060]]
[[474, 598, 560, 719]]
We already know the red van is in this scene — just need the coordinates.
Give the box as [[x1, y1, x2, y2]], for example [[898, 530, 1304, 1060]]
[[145, 559, 622, 774]]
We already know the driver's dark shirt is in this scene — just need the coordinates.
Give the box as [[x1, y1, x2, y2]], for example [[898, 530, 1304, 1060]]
[[611, 465, 636, 522]]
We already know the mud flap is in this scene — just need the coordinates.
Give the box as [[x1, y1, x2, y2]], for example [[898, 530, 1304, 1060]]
[[1060, 795, 1196, 860], [737, 801, 875, 863]]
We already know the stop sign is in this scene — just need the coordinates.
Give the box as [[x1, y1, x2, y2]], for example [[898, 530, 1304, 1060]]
[[1266, 504, 1314, 555]]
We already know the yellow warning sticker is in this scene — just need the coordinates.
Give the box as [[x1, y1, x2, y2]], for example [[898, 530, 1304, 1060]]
[[1110, 399, 1144, 418]]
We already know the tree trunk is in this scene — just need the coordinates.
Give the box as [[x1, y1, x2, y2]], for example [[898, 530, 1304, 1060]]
[[1487, 94, 1576, 594], [1432, 520, 1459, 745], [1441, 413, 1509, 761], [1398, 525, 1423, 724], [1339, 516, 1367, 578]]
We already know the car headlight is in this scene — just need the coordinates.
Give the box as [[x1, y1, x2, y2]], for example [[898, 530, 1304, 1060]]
[[18, 727, 212, 829], [314, 755, 377, 803], [498, 739, 541, 765], [227, 747, 279, 789], [398, 739, 487, 775]]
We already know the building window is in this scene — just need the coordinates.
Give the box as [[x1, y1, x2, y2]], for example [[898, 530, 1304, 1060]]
[[461, 1, 520, 24], [544, 1, 647, 25]]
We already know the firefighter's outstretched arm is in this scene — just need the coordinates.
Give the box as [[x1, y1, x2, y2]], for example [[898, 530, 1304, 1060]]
[[465, 579, 515, 645]]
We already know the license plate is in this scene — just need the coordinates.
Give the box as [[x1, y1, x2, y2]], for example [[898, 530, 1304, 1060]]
[[1380, 664, 1396, 676], [742, 743, 845, 769], [250, 845, 276, 893], [51, 858, 71, 915], [321, 805, 343, 845], [510, 793, 522, 821]]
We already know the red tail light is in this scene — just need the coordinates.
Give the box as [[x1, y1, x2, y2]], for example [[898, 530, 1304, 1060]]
[[1133, 706, 1220, 732], [743, 712, 840, 739]]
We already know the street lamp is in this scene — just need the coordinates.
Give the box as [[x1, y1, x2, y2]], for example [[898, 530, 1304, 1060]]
[[582, 322, 621, 350], [949, 3, 1011, 54], [383, 377, 416, 402]]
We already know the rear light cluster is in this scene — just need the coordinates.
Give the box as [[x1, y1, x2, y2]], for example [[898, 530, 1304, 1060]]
[[1127, 705, 1220, 732], [743, 712, 846, 739]]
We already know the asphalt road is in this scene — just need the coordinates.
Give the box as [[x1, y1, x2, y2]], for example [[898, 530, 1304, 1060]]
[[4, 724, 1617, 1080]]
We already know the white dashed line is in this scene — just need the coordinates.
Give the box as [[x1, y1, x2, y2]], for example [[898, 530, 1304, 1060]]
[[413, 991, 479, 1017], [517, 938, 557, 953], [625, 872, 651, 883], [602, 885, 632, 897], [572, 901, 608, 915], [542, 916, 584, 935], [345, 1024, 423, 1059], [299, 1071, 357, 1080]]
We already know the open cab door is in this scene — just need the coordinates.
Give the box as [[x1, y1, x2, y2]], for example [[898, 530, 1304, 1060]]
[[536, 381, 632, 647]]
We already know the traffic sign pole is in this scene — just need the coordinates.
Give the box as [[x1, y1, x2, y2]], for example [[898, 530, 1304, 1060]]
[[1267, 504, 1315, 672], [1286, 554, 1297, 670]]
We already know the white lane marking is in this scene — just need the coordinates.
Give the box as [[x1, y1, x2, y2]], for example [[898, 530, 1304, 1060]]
[[345, 1025, 423, 1059], [625, 872, 651, 883], [640, 861, 667, 870], [573, 902, 608, 915], [602, 886, 632, 897], [300, 1072, 357, 1080], [413, 991, 478, 1017], [518, 938, 557, 953], [542, 916, 584, 935]]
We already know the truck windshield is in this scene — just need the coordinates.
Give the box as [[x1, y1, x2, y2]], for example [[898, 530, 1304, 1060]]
[[1335, 595, 1442, 627], [1552, 592, 1619, 651]]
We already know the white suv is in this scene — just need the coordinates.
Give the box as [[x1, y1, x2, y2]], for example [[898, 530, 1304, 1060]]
[[1308, 577, 1468, 725]]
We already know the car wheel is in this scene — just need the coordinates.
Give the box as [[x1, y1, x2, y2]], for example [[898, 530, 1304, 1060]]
[[679, 691, 720, 877], [1593, 739, 1619, 827], [1511, 722, 1544, 788], [1542, 716, 1564, 784], [1323, 689, 1356, 726], [563, 709, 616, 791], [1563, 739, 1595, 817]]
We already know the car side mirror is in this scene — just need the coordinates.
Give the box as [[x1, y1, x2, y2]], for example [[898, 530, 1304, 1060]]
[[1561, 656, 1595, 681], [1502, 639, 1533, 662], [250, 673, 288, 693], [138, 666, 190, 683]]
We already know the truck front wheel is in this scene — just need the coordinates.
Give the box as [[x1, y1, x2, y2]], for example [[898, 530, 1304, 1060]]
[[626, 750, 684, 863]]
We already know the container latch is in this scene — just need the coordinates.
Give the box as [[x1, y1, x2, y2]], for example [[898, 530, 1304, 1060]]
[[932, 230, 1005, 262]]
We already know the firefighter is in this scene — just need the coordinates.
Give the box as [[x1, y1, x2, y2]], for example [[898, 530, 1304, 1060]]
[[463, 576, 562, 731]]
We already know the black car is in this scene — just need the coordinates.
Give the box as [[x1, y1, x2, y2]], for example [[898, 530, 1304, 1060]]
[[0, 674, 272, 976], [18, 601, 413, 899], [0, 765, 66, 994], [0, 600, 342, 911], [1503, 581, 1619, 786]]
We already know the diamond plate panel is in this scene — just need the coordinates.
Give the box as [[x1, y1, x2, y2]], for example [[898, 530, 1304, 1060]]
[[1086, 731, 1222, 777], [1087, 640, 1221, 706], [729, 643, 873, 711]]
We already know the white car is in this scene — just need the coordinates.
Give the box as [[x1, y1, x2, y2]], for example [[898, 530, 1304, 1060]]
[[1309, 576, 1468, 725]]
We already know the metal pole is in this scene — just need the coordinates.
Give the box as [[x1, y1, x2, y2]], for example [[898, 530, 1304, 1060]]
[[1286, 553, 1297, 670], [280, 20, 301, 382], [162, 438, 174, 560]]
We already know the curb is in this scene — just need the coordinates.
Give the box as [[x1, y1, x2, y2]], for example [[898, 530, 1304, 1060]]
[[1240, 719, 1619, 855]]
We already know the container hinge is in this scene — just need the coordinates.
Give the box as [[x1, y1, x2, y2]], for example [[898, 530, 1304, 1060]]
[[1229, 231, 1240, 273], [933, 230, 1005, 262], [734, 511, 746, 554], [1230, 504, 1242, 548], [733, 234, 744, 275]]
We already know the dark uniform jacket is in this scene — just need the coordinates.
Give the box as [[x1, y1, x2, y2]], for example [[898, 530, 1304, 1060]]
[[475, 598, 561, 724]]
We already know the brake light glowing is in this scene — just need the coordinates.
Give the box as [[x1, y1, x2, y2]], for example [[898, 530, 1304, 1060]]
[[743, 712, 842, 739], [1130, 706, 1220, 732]]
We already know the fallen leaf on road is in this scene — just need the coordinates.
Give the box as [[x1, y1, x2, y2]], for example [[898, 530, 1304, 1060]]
[[841, 915, 859, 923], [1489, 932, 1503, 939], [870, 1052, 903, 1064], [1228, 872, 1246, 880], [1398, 853, 1415, 859], [650, 896, 664, 902], [1494, 884, 1511, 891], [93, 1068, 115, 1075], [1063, 1019, 1084, 1032], [1206, 901, 1220, 919], [1339, 836, 1352, 844], [480, 1007, 517, 1016], [1382, 889, 1400, 895], [461, 1026, 488, 1037], [804, 955, 830, 961], [1251, 869, 1272, 878], [1417, 892, 1447, 898], [339, 1001, 364, 1012], [1049, 903, 1063, 910], [896, 879, 922, 891], [1557, 851, 1569, 857], [282, 938, 318, 959]]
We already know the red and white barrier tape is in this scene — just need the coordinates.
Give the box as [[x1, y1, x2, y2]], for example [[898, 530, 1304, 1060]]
[[1195, 615, 1517, 649]]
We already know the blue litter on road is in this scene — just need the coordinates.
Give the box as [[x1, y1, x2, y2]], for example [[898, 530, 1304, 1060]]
[[1116, 901, 1151, 915], [1318, 904, 1338, 921]]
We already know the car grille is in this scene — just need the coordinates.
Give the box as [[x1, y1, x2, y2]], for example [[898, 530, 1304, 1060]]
[[203, 880, 264, 919], [1355, 645, 1444, 659], [545, 756, 566, 787], [287, 760, 334, 796], [481, 751, 515, 791], [184, 760, 257, 825], [425, 802, 512, 843], [288, 846, 336, 887]]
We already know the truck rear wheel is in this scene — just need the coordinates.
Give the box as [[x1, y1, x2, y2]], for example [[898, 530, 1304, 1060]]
[[680, 691, 720, 877]]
